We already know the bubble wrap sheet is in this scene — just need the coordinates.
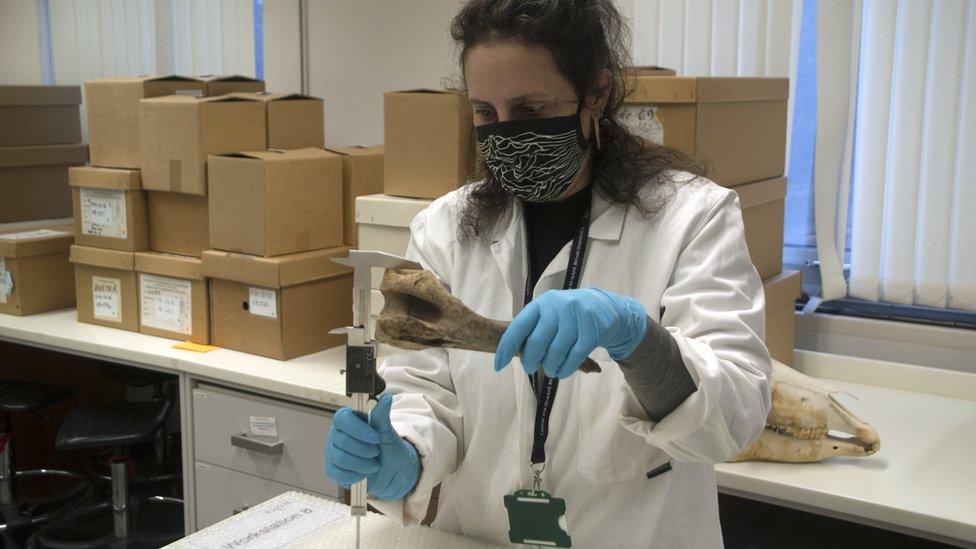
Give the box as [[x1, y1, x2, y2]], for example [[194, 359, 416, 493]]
[[168, 491, 505, 549]]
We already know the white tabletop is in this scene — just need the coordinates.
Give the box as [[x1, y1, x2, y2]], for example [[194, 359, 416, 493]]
[[0, 308, 354, 408], [2, 309, 975, 544]]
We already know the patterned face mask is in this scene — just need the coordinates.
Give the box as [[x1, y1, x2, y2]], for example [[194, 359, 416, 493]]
[[476, 103, 590, 202]]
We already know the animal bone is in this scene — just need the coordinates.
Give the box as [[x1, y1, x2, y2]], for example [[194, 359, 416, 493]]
[[375, 268, 600, 373], [731, 360, 881, 463], [374, 269, 880, 463]]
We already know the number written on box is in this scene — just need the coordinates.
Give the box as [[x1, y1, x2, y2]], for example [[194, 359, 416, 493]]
[[248, 287, 278, 318], [92, 276, 122, 322]]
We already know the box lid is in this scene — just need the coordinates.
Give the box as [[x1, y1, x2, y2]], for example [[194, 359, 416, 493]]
[[0, 225, 74, 258], [0, 144, 89, 168], [200, 74, 263, 83], [214, 147, 337, 163], [86, 75, 203, 85], [385, 89, 466, 96], [69, 166, 142, 190], [763, 269, 802, 307], [625, 76, 789, 104], [229, 91, 323, 103], [735, 176, 787, 209], [201, 246, 352, 288], [140, 94, 261, 107], [0, 85, 81, 106], [356, 194, 432, 229], [622, 66, 677, 76], [135, 251, 203, 280], [70, 245, 135, 270], [327, 145, 384, 157]]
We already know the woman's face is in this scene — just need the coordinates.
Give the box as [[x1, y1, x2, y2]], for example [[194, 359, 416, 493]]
[[464, 40, 590, 137]]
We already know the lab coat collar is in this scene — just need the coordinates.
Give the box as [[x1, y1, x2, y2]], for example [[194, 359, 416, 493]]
[[489, 189, 627, 311]]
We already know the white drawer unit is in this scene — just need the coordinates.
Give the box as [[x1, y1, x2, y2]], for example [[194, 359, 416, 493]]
[[191, 383, 339, 498], [193, 461, 332, 529], [355, 193, 431, 258]]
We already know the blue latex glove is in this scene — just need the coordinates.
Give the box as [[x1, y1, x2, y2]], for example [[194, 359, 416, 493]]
[[495, 288, 648, 378], [324, 393, 419, 500]]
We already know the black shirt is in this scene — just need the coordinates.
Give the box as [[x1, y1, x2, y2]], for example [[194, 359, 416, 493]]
[[522, 187, 592, 288]]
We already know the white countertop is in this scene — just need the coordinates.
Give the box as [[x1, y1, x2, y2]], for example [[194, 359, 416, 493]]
[[2, 309, 975, 544], [717, 351, 976, 545], [0, 308, 354, 408]]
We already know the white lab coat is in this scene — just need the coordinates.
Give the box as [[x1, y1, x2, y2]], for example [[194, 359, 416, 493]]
[[371, 172, 772, 548]]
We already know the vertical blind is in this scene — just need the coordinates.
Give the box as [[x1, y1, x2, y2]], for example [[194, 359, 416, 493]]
[[625, 0, 803, 78], [47, 0, 255, 86], [836, 0, 976, 312]]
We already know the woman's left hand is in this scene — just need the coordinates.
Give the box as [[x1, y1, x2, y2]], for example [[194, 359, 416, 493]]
[[495, 288, 648, 378]]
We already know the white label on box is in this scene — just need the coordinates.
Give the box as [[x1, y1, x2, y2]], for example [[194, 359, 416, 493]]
[[618, 105, 664, 145], [249, 416, 279, 437], [0, 229, 71, 241], [175, 88, 204, 97], [92, 276, 122, 322], [248, 287, 278, 318], [0, 258, 9, 304], [140, 273, 193, 335], [182, 493, 344, 549], [80, 188, 127, 239]]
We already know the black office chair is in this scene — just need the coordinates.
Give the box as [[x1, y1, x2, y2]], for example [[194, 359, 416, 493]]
[[91, 364, 181, 494], [0, 381, 91, 544], [34, 384, 184, 548]]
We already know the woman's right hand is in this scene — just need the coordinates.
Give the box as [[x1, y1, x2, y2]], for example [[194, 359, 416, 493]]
[[325, 393, 420, 500]]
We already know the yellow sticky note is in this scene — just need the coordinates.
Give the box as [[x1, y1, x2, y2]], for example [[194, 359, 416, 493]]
[[174, 341, 218, 353]]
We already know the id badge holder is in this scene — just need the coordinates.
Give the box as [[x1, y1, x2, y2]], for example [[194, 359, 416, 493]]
[[504, 489, 572, 547]]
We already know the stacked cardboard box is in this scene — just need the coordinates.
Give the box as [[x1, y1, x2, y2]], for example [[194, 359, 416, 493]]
[[72, 75, 266, 341], [0, 86, 86, 316], [0, 86, 88, 224], [204, 148, 352, 360], [383, 90, 475, 200], [0, 225, 76, 316], [623, 71, 797, 363]]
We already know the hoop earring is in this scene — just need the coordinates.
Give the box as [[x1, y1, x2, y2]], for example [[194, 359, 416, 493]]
[[592, 115, 602, 150]]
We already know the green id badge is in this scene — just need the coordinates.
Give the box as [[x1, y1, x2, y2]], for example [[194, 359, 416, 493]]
[[504, 489, 572, 547]]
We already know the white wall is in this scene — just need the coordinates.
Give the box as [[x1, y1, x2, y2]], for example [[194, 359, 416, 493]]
[[262, 0, 301, 92], [0, 0, 43, 85], [301, 0, 461, 148]]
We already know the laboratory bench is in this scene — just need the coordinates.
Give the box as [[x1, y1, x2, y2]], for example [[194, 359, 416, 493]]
[[1, 309, 974, 547]]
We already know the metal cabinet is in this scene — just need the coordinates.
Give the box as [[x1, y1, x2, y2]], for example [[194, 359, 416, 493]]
[[190, 383, 340, 529]]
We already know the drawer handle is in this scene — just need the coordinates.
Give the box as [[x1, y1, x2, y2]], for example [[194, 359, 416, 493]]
[[231, 433, 284, 455]]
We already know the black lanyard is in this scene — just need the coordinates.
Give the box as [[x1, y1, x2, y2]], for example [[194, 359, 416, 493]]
[[522, 191, 592, 466]]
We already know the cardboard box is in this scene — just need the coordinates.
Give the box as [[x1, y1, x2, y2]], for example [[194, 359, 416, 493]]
[[383, 90, 475, 199], [328, 146, 385, 247], [85, 76, 207, 169], [70, 245, 139, 331], [763, 269, 802, 365], [233, 92, 325, 149], [135, 251, 209, 344], [69, 166, 149, 252], [208, 148, 343, 257], [139, 94, 267, 195], [0, 86, 82, 146], [355, 194, 432, 257], [201, 75, 266, 96], [0, 144, 89, 223], [736, 176, 787, 280], [147, 191, 209, 257], [0, 225, 75, 316], [622, 76, 788, 187], [202, 247, 353, 360], [623, 66, 677, 77]]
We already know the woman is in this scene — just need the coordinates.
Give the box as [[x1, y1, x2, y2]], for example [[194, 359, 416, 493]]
[[325, 1, 771, 546]]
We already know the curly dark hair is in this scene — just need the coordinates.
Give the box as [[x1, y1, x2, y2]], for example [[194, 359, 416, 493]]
[[450, 0, 706, 241]]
